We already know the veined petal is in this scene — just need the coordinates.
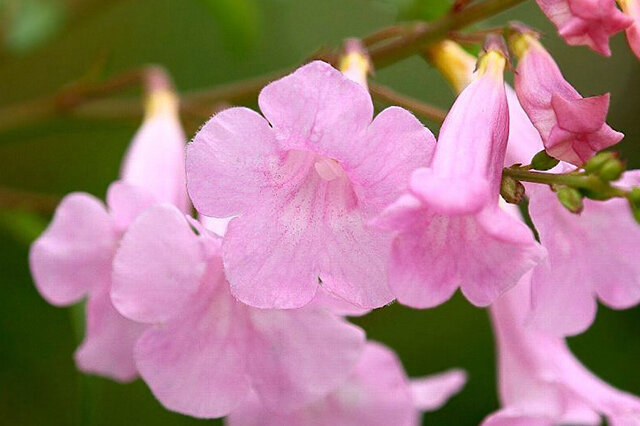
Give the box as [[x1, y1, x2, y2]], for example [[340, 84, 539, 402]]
[[258, 61, 373, 158], [186, 107, 281, 218], [349, 106, 436, 213]]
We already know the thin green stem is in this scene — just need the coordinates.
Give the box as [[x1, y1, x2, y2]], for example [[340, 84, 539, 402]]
[[503, 167, 628, 198]]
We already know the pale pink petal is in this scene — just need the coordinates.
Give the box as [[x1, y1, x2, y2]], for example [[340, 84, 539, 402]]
[[222, 208, 320, 309], [349, 106, 436, 213], [409, 64, 509, 215], [410, 369, 467, 412], [186, 107, 281, 217], [527, 173, 640, 336], [371, 193, 425, 232], [482, 409, 557, 426], [227, 342, 418, 426], [201, 214, 235, 237], [487, 273, 640, 424], [246, 307, 366, 411], [223, 164, 393, 309], [111, 205, 205, 324], [258, 61, 373, 157], [387, 205, 544, 309], [135, 278, 251, 419], [120, 108, 189, 211], [74, 285, 146, 383], [307, 286, 371, 316], [106, 181, 158, 231], [29, 193, 117, 306]]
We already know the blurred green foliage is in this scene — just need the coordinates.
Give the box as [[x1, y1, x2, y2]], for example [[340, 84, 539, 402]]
[[0, 0, 638, 425]]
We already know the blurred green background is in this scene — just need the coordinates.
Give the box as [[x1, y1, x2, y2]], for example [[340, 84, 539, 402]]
[[0, 0, 638, 425]]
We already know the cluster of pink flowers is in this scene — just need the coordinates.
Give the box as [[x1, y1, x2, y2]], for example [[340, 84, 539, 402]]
[[29, 28, 639, 426], [534, 0, 639, 58]]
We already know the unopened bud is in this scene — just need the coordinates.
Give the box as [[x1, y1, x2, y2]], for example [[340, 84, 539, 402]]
[[628, 187, 640, 224], [596, 158, 625, 181], [500, 175, 525, 204], [530, 150, 560, 171], [424, 40, 476, 93], [338, 39, 371, 89], [557, 186, 584, 214], [583, 151, 617, 174], [628, 187, 640, 207]]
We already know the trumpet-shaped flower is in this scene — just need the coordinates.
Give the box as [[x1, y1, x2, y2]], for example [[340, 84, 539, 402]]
[[535, 0, 632, 55], [482, 273, 640, 425], [186, 60, 435, 310], [29, 90, 188, 381], [526, 169, 640, 336], [374, 44, 544, 309], [511, 32, 624, 166], [226, 342, 467, 426], [110, 204, 366, 418]]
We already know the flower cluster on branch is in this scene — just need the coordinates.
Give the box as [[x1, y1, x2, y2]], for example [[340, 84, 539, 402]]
[[25, 0, 640, 424]]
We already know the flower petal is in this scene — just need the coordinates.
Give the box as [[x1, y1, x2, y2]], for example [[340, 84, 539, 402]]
[[29, 193, 117, 306], [228, 342, 417, 426], [135, 278, 250, 419], [387, 205, 543, 309], [258, 61, 373, 158], [527, 178, 640, 335], [186, 107, 280, 218], [223, 170, 393, 309], [111, 204, 205, 324], [246, 306, 366, 412], [349, 106, 436, 213], [120, 108, 189, 211], [410, 369, 467, 412], [74, 286, 145, 382], [106, 181, 158, 231]]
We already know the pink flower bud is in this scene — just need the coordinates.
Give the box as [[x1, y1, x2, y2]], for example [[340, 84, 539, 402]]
[[511, 33, 624, 165]]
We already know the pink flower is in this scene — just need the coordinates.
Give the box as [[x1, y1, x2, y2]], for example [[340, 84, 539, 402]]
[[29, 91, 187, 382], [482, 272, 640, 425], [511, 32, 624, 166], [110, 204, 366, 418], [535, 0, 632, 55], [526, 169, 640, 336], [185, 61, 435, 309], [226, 342, 467, 426], [374, 44, 544, 309], [620, 0, 640, 58]]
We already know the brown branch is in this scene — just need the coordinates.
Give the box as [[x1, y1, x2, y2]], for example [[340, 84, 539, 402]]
[[0, 187, 61, 215], [369, 82, 447, 123]]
